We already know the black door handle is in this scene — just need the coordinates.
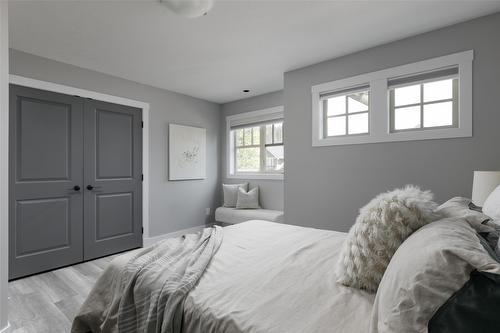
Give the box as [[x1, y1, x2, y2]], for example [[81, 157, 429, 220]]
[[86, 185, 94, 191], [73, 185, 81, 191]]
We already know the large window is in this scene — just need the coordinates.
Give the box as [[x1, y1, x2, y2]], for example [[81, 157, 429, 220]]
[[227, 107, 284, 179], [311, 50, 472, 146]]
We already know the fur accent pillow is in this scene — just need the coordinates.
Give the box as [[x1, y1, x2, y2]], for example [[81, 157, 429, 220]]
[[336, 185, 442, 293]]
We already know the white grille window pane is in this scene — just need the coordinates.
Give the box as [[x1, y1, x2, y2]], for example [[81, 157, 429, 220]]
[[424, 79, 453, 102], [265, 145, 284, 172], [394, 106, 421, 130], [235, 129, 244, 146], [252, 126, 260, 145], [394, 84, 420, 106], [236, 147, 260, 172], [347, 92, 369, 113], [327, 116, 346, 136], [243, 128, 252, 145], [273, 123, 283, 143], [423, 101, 453, 127], [265, 124, 273, 144], [327, 96, 346, 116], [348, 113, 368, 134]]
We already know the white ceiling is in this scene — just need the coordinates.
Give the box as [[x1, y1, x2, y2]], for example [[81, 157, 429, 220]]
[[8, 0, 500, 103]]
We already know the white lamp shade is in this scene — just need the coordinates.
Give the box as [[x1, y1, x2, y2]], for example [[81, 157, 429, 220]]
[[161, 0, 214, 18], [471, 171, 500, 206]]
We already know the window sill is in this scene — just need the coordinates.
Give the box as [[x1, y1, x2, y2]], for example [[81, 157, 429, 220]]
[[313, 126, 471, 147], [227, 173, 284, 181]]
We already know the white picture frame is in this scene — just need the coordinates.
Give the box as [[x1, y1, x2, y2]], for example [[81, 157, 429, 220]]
[[168, 124, 206, 180]]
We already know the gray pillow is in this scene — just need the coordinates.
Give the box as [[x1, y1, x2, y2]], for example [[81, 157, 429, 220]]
[[435, 197, 495, 233], [223, 183, 248, 207], [370, 218, 500, 333], [236, 187, 260, 209]]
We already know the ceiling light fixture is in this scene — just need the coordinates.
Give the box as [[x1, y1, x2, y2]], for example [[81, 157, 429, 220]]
[[161, 0, 215, 18]]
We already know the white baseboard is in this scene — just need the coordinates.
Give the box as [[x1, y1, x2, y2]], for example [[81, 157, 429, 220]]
[[143, 225, 207, 247]]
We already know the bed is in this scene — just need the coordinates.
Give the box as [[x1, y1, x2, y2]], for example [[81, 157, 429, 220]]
[[72, 221, 373, 332], [183, 221, 373, 333], [72, 207, 500, 333]]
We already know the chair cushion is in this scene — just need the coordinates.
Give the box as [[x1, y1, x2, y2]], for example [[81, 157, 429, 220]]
[[215, 207, 284, 224]]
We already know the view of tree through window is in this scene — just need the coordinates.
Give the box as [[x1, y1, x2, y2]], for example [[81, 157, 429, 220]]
[[233, 121, 284, 174]]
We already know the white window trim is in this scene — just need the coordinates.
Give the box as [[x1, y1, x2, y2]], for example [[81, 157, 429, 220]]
[[311, 50, 473, 147], [226, 106, 284, 180]]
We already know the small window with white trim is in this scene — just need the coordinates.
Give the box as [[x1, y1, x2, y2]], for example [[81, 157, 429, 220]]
[[322, 87, 370, 137], [227, 106, 284, 179], [311, 50, 473, 146], [389, 67, 459, 132]]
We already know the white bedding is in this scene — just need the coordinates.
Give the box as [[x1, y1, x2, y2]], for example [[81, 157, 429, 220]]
[[183, 220, 374, 333]]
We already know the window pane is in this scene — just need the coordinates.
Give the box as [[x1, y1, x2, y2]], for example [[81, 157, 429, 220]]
[[424, 79, 453, 102], [265, 145, 284, 172], [347, 92, 369, 113], [236, 147, 260, 172], [348, 113, 368, 134], [423, 101, 453, 127], [394, 84, 420, 106], [327, 116, 346, 136], [394, 106, 421, 130], [265, 124, 273, 144], [273, 122, 283, 143], [243, 128, 252, 145], [235, 129, 244, 146], [326, 96, 346, 116], [252, 126, 260, 145]]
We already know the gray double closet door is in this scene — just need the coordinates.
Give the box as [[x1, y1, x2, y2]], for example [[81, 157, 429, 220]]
[[9, 85, 143, 280]]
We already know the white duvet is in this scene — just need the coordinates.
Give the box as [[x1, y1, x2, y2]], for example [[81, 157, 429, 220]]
[[183, 220, 374, 333]]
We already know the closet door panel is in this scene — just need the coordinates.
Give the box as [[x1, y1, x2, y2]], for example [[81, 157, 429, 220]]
[[9, 85, 84, 279], [83, 99, 142, 260]]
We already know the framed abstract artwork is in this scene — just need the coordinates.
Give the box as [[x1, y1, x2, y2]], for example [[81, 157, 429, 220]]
[[168, 124, 206, 180]]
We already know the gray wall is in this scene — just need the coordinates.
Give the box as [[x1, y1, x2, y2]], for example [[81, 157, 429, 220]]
[[0, 2, 9, 330], [284, 13, 500, 232], [9, 49, 221, 237], [220, 91, 284, 210]]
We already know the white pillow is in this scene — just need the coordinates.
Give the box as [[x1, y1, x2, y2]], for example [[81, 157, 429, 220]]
[[370, 218, 500, 333], [483, 184, 500, 219], [236, 187, 260, 209], [336, 185, 441, 293], [223, 183, 248, 208], [436, 197, 494, 233]]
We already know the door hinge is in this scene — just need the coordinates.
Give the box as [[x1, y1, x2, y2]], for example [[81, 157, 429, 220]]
[[141, 121, 144, 128], [141, 174, 144, 181], [142, 227, 144, 234]]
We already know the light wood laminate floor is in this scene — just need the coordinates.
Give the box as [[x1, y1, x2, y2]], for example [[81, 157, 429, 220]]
[[8, 254, 121, 333]]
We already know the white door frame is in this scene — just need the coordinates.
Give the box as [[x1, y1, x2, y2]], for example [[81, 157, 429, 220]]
[[9, 74, 152, 240]]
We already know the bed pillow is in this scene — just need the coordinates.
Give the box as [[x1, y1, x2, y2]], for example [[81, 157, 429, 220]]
[[483, 219, 500, 256], [370, 218, 500, 333], [483, 184, 500, 219], [336, 185, 441, 293], [223, 183, 248, 207], [435, 197, 494, 233], [236, 187, 260, 209]]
